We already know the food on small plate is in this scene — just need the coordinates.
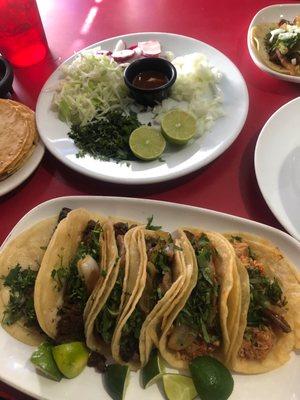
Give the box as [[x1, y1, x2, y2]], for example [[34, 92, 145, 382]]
[[158, 228, 240, 369], [0, 99, 38, 181], [251, 16, 300, 76], [226, 233, 300, 373], [34, 208, 107, 343], [52, 39, 223, 163]]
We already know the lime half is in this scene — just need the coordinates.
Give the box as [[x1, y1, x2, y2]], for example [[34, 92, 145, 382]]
[[52, 342, 89, 379], [129, 126, 166, 160], [161, 109, 196, 145], [163, 373, 197, 400], [104, 364, 130, 400], [31, 342, 63, 382], [189, 356, 234, 400], [141, 349, 165, 388]]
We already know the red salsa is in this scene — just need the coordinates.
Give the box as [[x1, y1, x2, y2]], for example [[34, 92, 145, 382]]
[[132, 70, 168, 89]]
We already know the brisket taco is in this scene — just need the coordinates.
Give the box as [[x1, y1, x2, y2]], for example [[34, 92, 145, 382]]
[[0, 208, 72, 345], [111, 226, 186, 370], [84, 220, 139, 357], [34, 208, 106, 343], [226, 233, 300, 373], [158, 228, 239, 370]]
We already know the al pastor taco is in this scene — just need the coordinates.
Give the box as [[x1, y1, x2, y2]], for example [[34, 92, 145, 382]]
[[158, 228, 239, 370], [0, 208, 72, 345], [111, 226, 186, 370], [34, 208, 106, 343], [226, 233, 300, 373]]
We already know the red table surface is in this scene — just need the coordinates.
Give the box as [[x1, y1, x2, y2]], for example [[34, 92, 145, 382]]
[[0, 0, 299, 398]]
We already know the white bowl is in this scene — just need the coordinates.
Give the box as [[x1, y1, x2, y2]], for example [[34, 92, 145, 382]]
[[247, 4, 300, 83]]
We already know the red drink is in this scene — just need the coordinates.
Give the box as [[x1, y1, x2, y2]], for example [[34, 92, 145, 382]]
[[0, 0, 48, 67]]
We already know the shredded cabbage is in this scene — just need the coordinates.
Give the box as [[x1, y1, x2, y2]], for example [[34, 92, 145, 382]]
[[52, 50, 132, 126], [152, 53, 224, 135]]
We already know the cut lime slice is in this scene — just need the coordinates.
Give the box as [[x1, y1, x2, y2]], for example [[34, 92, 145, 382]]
[[161, 109, 196, 145], [30, 342, 63, 382], [104, 364, 130, 400], [189, 356, 234, 400], [129, 126, 166, 160], [163, 373, 197, 400], [141, 349, 165, 388], [52, 342, 89, 379]]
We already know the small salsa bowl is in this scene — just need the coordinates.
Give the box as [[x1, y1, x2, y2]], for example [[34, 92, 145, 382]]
[[248, 4, 300, 83], [124, 57, 177, 106], [0, 56, 14, 98]]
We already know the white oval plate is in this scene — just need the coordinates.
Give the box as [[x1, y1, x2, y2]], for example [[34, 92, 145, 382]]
[[248, 4, 300, 83], [1, 196, 300, 400], [0, 140, 44, 197], [255, 97, 300, 241], [36, 32, 248, 185]]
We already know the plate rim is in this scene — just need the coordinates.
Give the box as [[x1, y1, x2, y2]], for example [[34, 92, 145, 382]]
[[0, 140, 45, 197], [36, 31, 249, 185], [247, 3, 300, 83], [254, 96, 300, 241]]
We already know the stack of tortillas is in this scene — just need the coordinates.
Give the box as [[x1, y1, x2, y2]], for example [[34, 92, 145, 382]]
[[0, 99, 38, 181]]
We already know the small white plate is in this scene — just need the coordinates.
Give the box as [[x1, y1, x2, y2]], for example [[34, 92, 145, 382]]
[[255, 97, 300, 241], [0, 140, 44, 197], [36, 32, 248, 185], [248, 4, 300, 83], [1, 196, 300, 400]]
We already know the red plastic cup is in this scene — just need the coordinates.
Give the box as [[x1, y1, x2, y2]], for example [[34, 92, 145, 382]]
[[0, 0, 48, 67]]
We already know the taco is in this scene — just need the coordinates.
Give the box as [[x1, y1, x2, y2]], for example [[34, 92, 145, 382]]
[[0, 208, 72, 345], [111, 226, 186, 370], [226, 233, 300, 373], [84, 220, 139, 357], [34, 208, 106, 343], [251, 18, 300, 76], [158, 228, 239, 370]]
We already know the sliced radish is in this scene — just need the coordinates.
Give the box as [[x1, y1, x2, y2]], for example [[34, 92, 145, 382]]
[[138, 40, 161, 57], [113, 39, 126, 52], [111, 49, 135, 62], [96, 50, 112, 56], [128, 43, 138, 50]]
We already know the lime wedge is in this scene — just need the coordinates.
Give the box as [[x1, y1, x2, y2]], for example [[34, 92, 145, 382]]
[[30, 342, 63, 382], [161, 109, 196, 145], [163, 373, 197, 400], [141, 349, 165, 388], [104, 364, 130, 400], [189, 356, 234, 400], [52, 342, 89, 379], [129, 126, 166, 160]]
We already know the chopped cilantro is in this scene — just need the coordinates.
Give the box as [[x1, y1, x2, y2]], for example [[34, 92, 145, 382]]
[[145, 215, 162, 231], [177, 233, 220, 344], [2, 265, 39, 327]]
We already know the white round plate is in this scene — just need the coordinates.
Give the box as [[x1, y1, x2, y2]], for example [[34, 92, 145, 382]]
[[36, 32, 248, 185], [248, 4, 300, 83], [255, 97, 300, 241], [1, 196, 300, 400], [0, 140, 44, 197]]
